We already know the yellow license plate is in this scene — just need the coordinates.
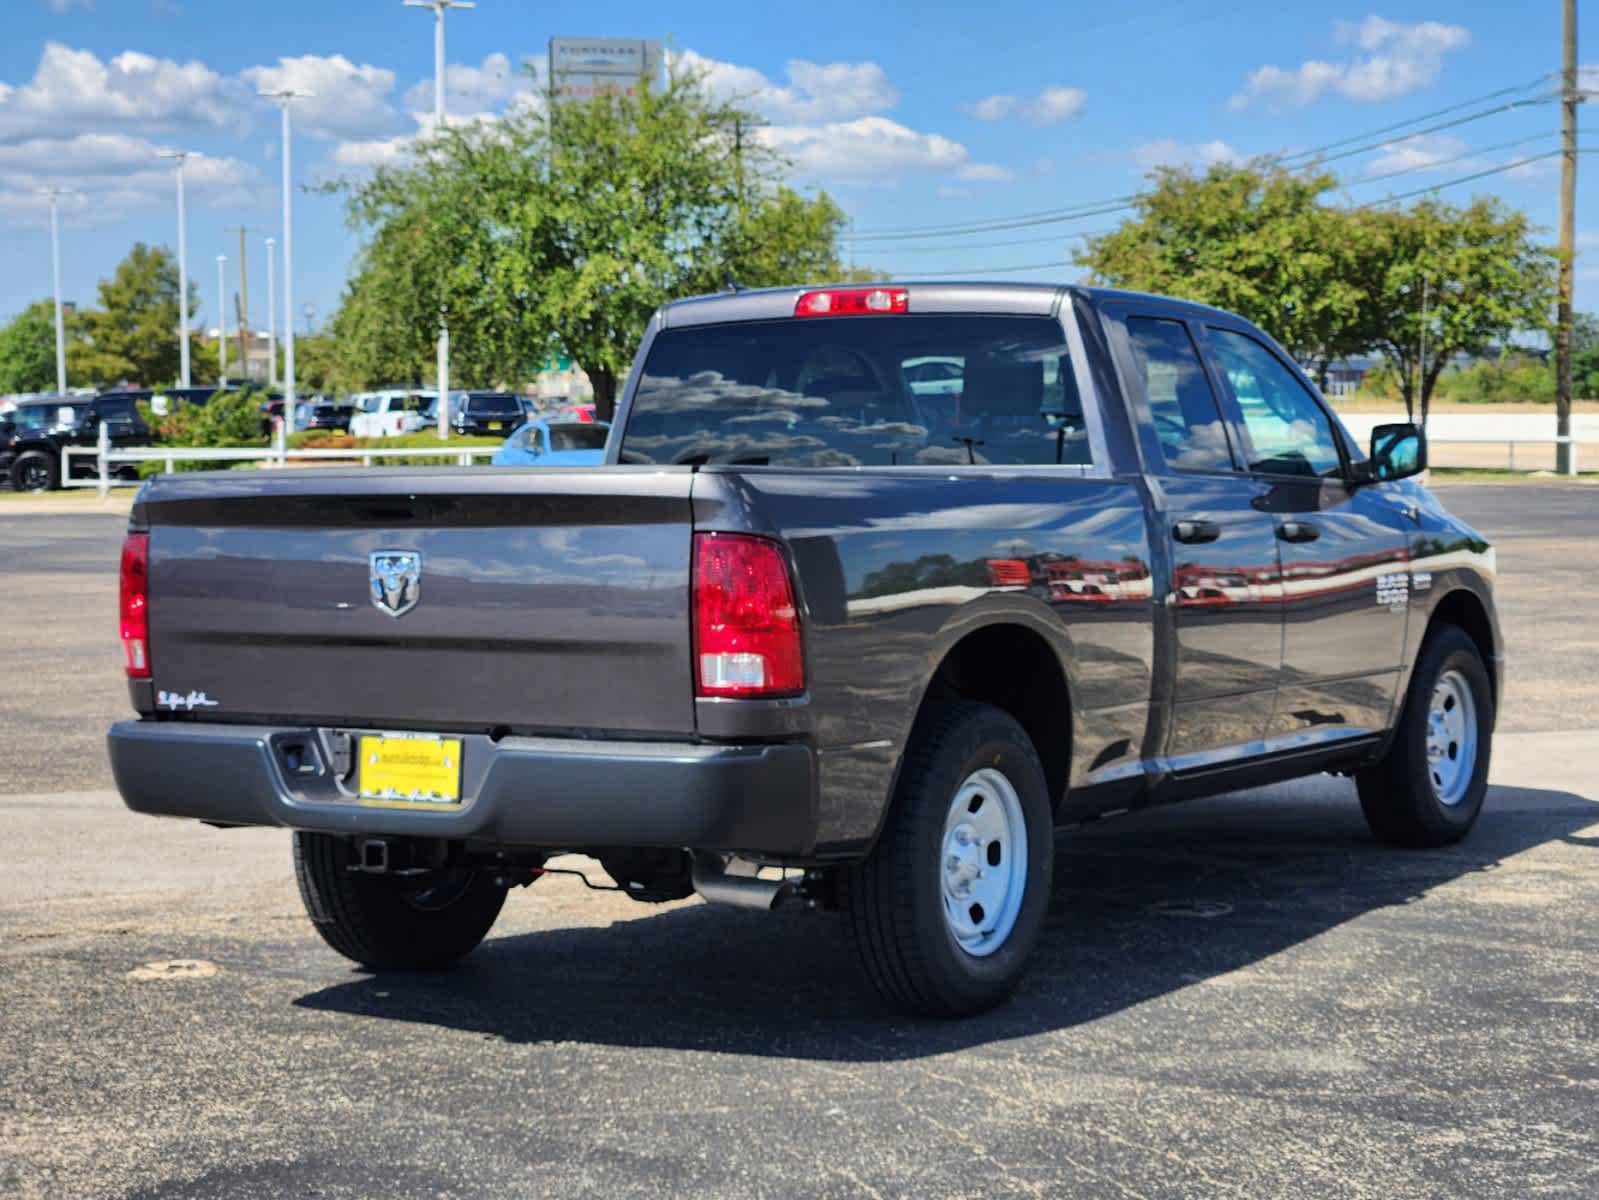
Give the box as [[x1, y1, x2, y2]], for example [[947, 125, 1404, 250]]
[[357, 734, 463, 809], [489, 422, 504, 431]]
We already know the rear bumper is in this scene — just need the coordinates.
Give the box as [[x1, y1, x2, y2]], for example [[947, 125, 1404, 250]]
[[109, 720, 819, 857]]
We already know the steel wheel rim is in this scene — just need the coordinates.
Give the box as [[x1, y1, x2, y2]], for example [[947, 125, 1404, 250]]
[[1426, 668, 1478, 807], [940, 767, 1028, 958]]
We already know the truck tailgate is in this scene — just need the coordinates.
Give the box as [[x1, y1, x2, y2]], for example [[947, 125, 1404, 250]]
[[137, 468, 698, 737]]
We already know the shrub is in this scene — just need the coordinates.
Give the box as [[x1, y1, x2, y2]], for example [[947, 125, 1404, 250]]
[[136, 389, 270, 476]]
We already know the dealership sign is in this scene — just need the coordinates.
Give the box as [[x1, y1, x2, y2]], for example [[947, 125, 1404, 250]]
[[548, 38, 662, 102]]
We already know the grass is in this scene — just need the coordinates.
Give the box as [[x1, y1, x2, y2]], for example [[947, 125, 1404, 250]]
[[0, 484, 137, 502]]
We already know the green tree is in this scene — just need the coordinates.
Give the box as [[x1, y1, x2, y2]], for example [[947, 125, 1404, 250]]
[[1351, 198, 1556, 425], [336, 66, 854, 417], [1076, 163, 1370, 379], [69, 244, 196, 388], [0, 301, 59, 393]]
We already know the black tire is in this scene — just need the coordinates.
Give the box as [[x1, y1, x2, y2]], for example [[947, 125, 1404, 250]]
[[292, 833, 506, 971], [10, 450, 59, 493], [1357, 625, 1494, 848], [841, 701, 1054, 1018]]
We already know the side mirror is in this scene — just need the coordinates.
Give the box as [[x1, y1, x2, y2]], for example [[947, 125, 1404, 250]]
[[1359, 422, 1426, 483]]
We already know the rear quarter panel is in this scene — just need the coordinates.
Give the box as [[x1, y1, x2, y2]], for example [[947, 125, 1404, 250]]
[[692, 468, 1155, 856]]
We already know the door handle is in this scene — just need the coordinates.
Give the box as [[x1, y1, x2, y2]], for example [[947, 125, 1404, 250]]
[[1277, 520, 1321, 543], [1172, 519, 1222, 545]]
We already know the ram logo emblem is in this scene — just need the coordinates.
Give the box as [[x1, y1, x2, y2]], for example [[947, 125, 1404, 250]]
[[370, 551, 422, 618]]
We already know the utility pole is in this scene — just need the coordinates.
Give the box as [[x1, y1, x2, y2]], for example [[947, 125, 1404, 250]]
[[265, 236, 277, 389], [159, 151, 194, 387], [1555, 0, 1579, 476], [1419, 277, 1431, 427], [229, 226, 251, 383], [216, 255, 229, 385], [405, 0, 476, 438], [39, 188, 73, 394]]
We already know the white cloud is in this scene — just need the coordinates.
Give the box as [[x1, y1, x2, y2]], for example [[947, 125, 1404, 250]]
[[955, 162, 1018, 183], [1582, 64, 1598, 98], [241, 54, 404, 141], [758, 117, 972, 186], [966, 86, 1086, 126], [1132, 140, 1244, 172], [1231, 16, 1471, 109], [43, 0, 94, 10], [0, 43, 246, 143], [1366, 133, 1469, 174], [403, 52, 545, 117], [674, 51, 896, 124], [0, 134, 261, 225]]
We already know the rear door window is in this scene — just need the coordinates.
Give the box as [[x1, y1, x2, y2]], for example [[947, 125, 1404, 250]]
[[1124, 317, 1235, 473], [621, 315, 1090, 468]]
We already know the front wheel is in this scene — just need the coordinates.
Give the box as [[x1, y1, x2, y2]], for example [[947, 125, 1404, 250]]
[[10, 450, 59, 493], [1357, 625, 1494, 847], [841, 702, 1054, 1017], [293, 833, 507, 971]]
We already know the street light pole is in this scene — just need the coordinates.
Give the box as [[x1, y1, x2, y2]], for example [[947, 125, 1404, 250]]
[[405, 0, 476, 439], [39, 188, 74, 394], [216, 255, 229, 385], [261, 89, 310, 433], [158, 152, 194, 388], [265, 236, 278, 389]]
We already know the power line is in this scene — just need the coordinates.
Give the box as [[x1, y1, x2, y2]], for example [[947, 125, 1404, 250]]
[[903, 261, 1072, 279], [1347, 132, 1559, 187], [1269, 74, 1553, 166], [1359, 150, 1564, 206], [848, 78, 1557, 244]]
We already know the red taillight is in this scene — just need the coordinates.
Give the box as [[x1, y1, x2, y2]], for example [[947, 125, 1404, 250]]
[[794, 287, 909, 318], [120, 532, 151, 679], [693, 533, 804, 698], [986, 558, 1031, 588]]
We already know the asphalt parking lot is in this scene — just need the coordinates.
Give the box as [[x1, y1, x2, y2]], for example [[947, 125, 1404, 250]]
[[2, 484, 1596, 1198]]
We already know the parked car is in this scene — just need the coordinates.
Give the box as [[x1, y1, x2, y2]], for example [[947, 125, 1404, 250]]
[[303, 401, 354, 433], [349, 389, 435, 439], [449, 391, 526, 438], [108, 283, 1497, 1018], [491, 418, 609, 466], [3, 391, 149, 491]]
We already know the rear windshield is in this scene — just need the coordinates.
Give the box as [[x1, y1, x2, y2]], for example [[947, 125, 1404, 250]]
[[467, 394, 522, 416], [620, 315, 1089, 468], [548, 423, 608, 451]]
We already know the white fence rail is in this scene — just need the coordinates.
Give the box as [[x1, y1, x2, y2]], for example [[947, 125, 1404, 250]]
[[1426, 435, 1585, 473], [64, 424, 499, 495], [53, 425, 1595, 496]]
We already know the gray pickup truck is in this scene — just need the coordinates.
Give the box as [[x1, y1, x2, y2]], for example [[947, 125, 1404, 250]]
[[110, 284, 1501, 1017]]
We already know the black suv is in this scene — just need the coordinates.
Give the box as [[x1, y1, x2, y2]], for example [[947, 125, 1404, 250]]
[[450, 392, 525, 437], [1, 391, 150, 492]]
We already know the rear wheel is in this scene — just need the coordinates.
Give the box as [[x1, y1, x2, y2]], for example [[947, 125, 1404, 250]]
[[1357, 625, 1494, 847], [293, 833, 506, 971], [841, 702, 1053, 1017], [10, 450, 59, 493]]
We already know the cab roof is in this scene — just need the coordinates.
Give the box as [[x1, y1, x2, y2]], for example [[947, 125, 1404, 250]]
[[657, 282, 1241, 328]]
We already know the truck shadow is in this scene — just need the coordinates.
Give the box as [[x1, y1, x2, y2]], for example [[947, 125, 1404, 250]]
[[293, 779, 1597, 1061]]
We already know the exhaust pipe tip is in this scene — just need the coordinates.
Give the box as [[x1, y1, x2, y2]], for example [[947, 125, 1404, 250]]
[[690, 851, 799, 911]]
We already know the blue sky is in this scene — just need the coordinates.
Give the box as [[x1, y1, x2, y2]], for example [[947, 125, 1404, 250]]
[[1, 0, 1594, 334]]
